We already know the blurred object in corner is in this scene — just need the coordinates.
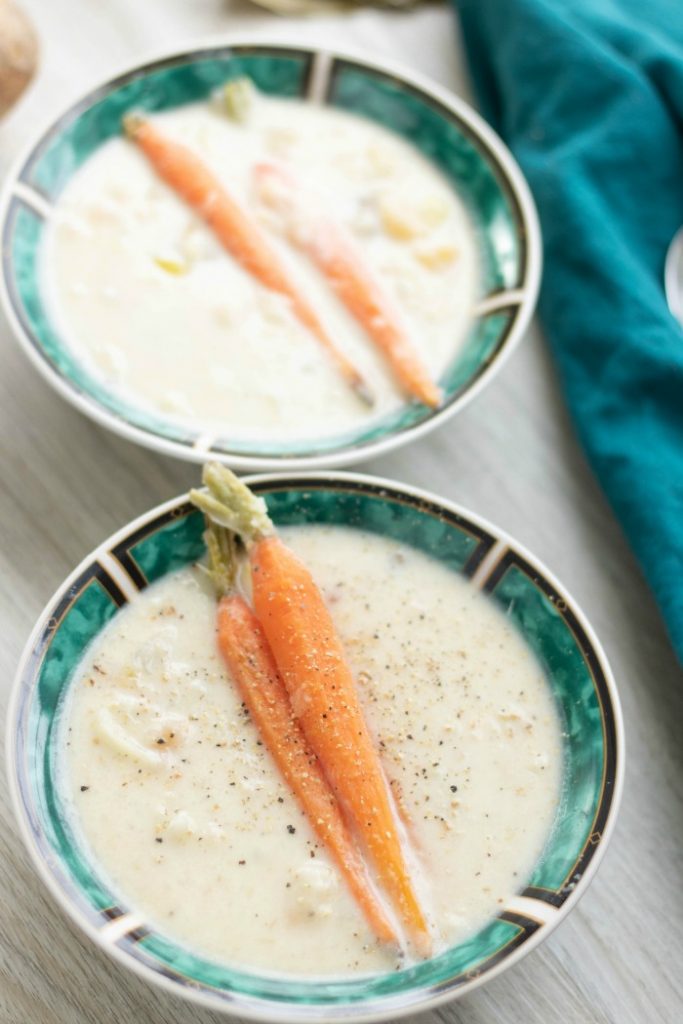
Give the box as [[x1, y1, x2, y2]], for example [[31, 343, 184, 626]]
[[248, 0, 433, 13], [665, 226, 683, 327], [0, 0, 38, 119]]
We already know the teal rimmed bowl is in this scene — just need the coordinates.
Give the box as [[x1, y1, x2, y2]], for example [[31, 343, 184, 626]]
[[0, 40, 541, 472], [8, 474, 622, 1022]]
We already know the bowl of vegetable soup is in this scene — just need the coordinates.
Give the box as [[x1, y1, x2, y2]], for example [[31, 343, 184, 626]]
[[7, 470, 622, 1021], [0, 40, 540, 470]]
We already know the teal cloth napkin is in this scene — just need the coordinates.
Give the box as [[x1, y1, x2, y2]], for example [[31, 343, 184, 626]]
[[457, 0, 683, 662]]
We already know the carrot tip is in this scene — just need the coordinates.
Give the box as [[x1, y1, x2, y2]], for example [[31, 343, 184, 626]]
[[353, 377, 376, 407], [415, 929, 433, 959], [423, 387, 443, 410]]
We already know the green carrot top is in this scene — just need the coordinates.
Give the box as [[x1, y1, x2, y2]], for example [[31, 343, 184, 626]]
[[190, 464, 274, 596], [121, 111, 145, 138], [200, 522, 238, 599]]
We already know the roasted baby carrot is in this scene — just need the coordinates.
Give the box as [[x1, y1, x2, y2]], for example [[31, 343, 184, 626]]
[[217, 594, 397, 945], [254, 162, 442, 409], [201, 520, 397, 946], [191, 464, 432, 955], [122, 114, 372, 405]]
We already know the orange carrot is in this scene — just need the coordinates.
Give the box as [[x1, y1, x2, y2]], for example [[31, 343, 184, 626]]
[[251, 535, 431, 954], [216, 593, 397, 945], [190, 464, 432, 955], [122, 115, 372, 405], [254, 162, 442, 409]]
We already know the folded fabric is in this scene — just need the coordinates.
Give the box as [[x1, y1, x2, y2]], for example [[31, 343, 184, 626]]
[[457, 0, 683, 662]]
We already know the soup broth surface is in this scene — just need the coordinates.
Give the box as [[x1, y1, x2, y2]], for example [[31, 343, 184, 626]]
[[61, 525, 561, 976], [44, 94, 479, 444]]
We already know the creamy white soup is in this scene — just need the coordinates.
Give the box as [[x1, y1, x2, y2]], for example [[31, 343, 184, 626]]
[[43, 91, 479, 444], [59, 526, 561, 977]]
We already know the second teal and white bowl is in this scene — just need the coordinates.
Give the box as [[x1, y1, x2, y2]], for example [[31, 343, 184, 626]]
[[0, 41, 540, 471]]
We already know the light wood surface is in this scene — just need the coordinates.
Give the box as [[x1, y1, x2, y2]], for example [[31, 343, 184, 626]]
[[1, 3, 681, 1022]]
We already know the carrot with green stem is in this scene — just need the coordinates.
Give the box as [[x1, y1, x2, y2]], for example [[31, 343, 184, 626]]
[[122, 114, 373, 405], [254, 161, 442, 409], [191, 463, 432, 956], [201, 518, 397, 946]]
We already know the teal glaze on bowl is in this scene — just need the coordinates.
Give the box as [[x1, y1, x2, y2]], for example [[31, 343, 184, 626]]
[[0, 42, 541, 471], [8, 475, 622, 1023]]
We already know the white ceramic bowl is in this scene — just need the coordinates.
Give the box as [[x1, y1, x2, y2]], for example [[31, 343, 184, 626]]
[[8, 472, 622, 1022], [0, 40, 540, 471]]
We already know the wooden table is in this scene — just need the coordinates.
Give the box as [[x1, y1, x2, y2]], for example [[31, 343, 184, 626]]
[[1, 2, 681, 1022]]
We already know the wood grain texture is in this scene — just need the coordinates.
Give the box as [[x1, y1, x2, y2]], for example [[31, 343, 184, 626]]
[[1, 3, 681, 1022]]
